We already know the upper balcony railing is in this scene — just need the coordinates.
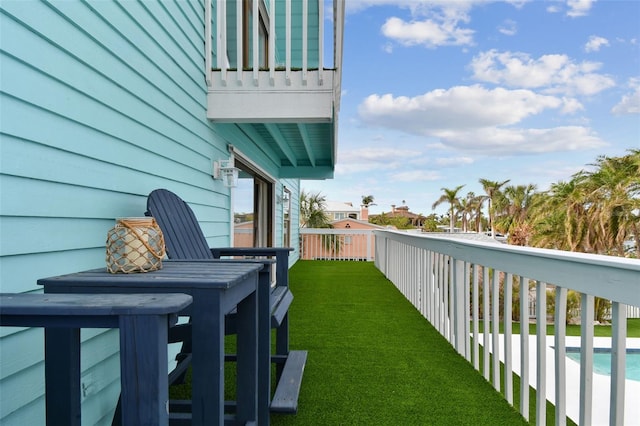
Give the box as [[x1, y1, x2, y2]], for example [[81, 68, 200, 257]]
[[205, 0, 344, 123], [374, 230, 640, 426]]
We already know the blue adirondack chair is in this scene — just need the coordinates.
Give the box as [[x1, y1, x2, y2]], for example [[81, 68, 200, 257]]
[[146, 188, 306, 414]]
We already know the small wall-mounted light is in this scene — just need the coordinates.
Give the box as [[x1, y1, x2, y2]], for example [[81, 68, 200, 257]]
[[213, 159, 239, 188], [277, 187, 291, 205]]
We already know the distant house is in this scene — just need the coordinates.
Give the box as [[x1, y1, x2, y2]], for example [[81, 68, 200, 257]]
[[371, 204, 427, 228], [0, 1, 344, 423], [324, 201, 362, 221]]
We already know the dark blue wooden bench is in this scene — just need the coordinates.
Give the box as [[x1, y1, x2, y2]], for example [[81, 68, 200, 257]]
[[0, 292, 192, 426], [146, 188, 307, 415]]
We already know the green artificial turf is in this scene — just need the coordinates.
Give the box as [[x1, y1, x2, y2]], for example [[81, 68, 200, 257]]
[[271, 261, 527, 426], [171, 260, 595, 425]]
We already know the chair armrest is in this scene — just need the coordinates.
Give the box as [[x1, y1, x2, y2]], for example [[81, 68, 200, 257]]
[[210, 247, 292, 288], [210, 247, 292, 257]]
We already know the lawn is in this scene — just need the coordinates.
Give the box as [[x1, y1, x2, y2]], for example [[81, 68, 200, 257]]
[[171, 260, 627, 425], [270, 261, 528, 425], [478, 319, 640, 338]]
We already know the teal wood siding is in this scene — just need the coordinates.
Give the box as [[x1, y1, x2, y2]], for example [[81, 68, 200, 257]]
[[0, 1, 300, 424]]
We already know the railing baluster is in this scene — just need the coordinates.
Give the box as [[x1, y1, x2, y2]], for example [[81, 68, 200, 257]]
[[519, 276, 530, 421], [554, 286, 567, 426], [205, 0, 212, 87], [472, 264, 480, 370], [464, 262, 471, 362], [217, 0, 227, 83], [610, 301, 626, 426], [445, 255, 452, 342], [579, 293, 594, 426], [536, 280, 547, 426], [483, 266, 490, 381], [454, 259, 465, 354], [237, 0, 243, 83], [504, 272, 513, 404], [302, 0, 308, 83], [318, 0, 324, 85], [285, 0, 291, 84], [437, 253, 443, 335], [491, 269, 500, 391], [269, 0, 275, 83], [252, 0, 259, 84]]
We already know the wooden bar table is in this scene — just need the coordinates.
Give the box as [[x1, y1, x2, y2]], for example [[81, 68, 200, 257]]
[[0, 292, 192, 426], [38, 261, 262, 426]]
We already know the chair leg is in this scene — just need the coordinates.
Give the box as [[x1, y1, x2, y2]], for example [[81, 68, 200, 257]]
[[275, 312, 290, 381]]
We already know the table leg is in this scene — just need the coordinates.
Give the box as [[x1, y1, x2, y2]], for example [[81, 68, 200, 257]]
[[236, 284, 258, 424], [45, 328, 81, 426], [191, 290, 225, 426], [257, 267, 271, 425], [118, 315, 169, 426]]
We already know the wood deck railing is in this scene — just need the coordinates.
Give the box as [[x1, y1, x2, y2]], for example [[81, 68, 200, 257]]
[[205, 0, 345, 123], [299, 228, 376, 261], [374, 230, 640, 426]]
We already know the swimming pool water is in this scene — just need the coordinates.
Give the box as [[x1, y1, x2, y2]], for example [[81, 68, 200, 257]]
[[566, 347, 640, 382]]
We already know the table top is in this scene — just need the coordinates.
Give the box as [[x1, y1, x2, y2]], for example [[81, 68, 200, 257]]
[[38, 261, 263, 290], [0, 293, 193, 316]]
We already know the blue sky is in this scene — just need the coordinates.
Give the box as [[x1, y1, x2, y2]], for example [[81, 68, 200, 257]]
[[302, 0, 640, 216]]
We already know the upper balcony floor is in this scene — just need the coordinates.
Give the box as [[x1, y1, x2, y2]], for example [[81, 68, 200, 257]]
[[206, 0, 345, 179]]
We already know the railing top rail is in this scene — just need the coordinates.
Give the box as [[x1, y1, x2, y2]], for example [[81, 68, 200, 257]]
[[301, 228, 378, 235], [375, 230, 640, 307]]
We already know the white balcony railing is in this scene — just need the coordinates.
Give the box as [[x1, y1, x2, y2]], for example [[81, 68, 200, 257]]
[[374, 230, 640, 425], [205, 0, 345, 123], [300, 228, 376, 261]]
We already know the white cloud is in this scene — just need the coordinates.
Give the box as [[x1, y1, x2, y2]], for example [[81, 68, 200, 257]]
[[469, 50, 615, 96], [435, 156, 475, 166], [346, 0, 531, 16], [560, 97, 585, 114], [381, 16, 474, 48], [567, 0, 596, 17], [390, 170, 441, 183], [357, 86, 607, 156], [335, 148, 422, 175], [584, 35, 609, 52], [433, 126, 607, 154], [547, 4, 561, 13], [498, 19, 517, 36], [611, 79, 640, 114], [358, 85, 564, 133]]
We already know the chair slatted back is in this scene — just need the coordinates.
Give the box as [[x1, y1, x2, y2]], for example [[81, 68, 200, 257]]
[[146, 189, 214, 260]]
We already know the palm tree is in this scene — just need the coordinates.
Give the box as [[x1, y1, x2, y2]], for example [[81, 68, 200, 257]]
[[496, 184, 537, 245], [531, 180, 586, 251], [479, 178, 510, 238], [578, 151, 640, 256], [300, 190, 331, 228], [361, 195, 376, 208], [459, 192, 479, 232], [471, 193, 487, 233], [432, 185, 465, 233], [530, 150, 640, 256]]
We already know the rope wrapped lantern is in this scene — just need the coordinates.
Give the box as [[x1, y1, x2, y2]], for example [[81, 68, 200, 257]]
[[106, 218, 166, 273]]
